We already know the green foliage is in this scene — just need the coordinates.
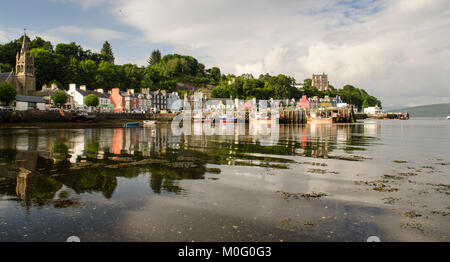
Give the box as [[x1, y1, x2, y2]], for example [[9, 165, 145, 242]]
[[101, 41, 114, 64], [85, 94, 99, 107], [30, 48, 66, 89], [53, 91, 68, 107], [0, 82, 17, 105], [148, 49, 161, 66], [0, 63, 11, 72]]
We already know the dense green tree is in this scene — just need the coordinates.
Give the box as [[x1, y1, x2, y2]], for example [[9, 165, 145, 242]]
[[78, 60, 98, 89], [55, 42, 81, 60], [0, 40, 21, 68], [53, 91, 68, 107], [101, 41, 114, 64], [148, 49, 162, 66], [30, 37, 53, 52], [0, 63, 12, 72], [30, 48, 66, 90], [85, 94, 99, 107], [208, 67, 221, 84], [0, 82, 17, 105]]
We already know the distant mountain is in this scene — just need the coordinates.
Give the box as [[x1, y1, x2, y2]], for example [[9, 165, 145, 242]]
[[389, 103, 450, 117]]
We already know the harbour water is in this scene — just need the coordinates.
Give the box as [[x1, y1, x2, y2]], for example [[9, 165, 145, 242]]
[[0, 118, 449, 241]]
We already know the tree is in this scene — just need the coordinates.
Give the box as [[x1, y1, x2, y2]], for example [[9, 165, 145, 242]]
[[53, 91, 68, 107], [208, 67, 221, 84], [55, 42, 81, 60], [0, 63, 11, 72], [0, 82, 17, 105], [30, 48, 66, 90], [101, 41, 115, 64], [148, 49, 161, 66], [85, 94, 99, 108]]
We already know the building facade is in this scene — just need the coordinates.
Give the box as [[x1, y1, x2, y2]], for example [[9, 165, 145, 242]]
[[312, 73, 329, 91]]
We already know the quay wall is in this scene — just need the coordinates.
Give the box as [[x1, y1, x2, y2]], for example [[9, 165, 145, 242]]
[[0, 110, 178, 123]]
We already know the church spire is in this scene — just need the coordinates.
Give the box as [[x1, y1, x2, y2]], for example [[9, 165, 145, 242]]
[[15, 32, 36, 95]]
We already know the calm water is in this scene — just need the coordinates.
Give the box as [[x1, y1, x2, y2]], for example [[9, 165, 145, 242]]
[[0, 119, 449, 242]]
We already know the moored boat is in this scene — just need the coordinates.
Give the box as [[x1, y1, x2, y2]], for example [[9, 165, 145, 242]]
[[307, 112, 334, 124], [447, 115, 450, 120], [73, 112, 96, 122], [249, 111, 272, 123], [220, 115, 237, 123], [123, 122, 140, 127]]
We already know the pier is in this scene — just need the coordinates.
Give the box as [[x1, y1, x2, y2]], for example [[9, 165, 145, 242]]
[[278, 107, 356, 124]]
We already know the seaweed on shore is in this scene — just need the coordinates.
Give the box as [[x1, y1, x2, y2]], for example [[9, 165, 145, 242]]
[[277, 190, 328, 200]]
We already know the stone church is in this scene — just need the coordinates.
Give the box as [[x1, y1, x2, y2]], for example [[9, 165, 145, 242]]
[[0, 34, 36, 96]]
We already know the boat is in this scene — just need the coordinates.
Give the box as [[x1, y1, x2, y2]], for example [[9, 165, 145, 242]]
[[307, 112, 334, 124], [73, 112, 96, 122], [142, 120, 156, 126], [249, 111, 272, 123], [193, 113, 212, 123], [123, 122, 140, 127], [447, 115, 450, 120], [220, 116, 237, 123]]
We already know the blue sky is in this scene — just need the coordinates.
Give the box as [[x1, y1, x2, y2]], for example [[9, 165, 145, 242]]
[[1, 0, 449, 108]]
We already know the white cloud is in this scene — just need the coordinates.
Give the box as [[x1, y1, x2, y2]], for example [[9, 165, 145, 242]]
[[45, 26, 127, 42]]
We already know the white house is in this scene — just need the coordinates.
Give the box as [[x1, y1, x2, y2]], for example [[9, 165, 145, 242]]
[[67, 84, 113, 111], [167, 92, 182, 112], [14, 95, 46, 111], [67, 83, 88, 109]]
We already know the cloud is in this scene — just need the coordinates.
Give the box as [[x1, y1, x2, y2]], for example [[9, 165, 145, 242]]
[[45, 26, 127, 42]]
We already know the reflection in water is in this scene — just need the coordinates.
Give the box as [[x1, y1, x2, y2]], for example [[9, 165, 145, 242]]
[[0, 123, 379, 209]]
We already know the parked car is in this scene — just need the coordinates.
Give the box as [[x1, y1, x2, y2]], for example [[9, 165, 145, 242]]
[[49, 106, 60, 111]]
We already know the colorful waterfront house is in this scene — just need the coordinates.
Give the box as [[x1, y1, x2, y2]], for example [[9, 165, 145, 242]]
[[94, 89, 114, 112], [320, 96, 333, 108], [298, 95, 310, 108], [308, 96, 320, 108], [331, 96, 342, 107], [152, 89, 168, 112], [110, 88, 125, 113]]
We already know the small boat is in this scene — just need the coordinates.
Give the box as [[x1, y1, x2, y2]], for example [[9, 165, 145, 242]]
[[249, 111, 272, 123], [123, 122, 140, 127], [142, 120, 156, 126], [307, 112, 334, 124], [447, 115, 450, 120], [73, 113, 96, 122], [220, 114, 237, 123]]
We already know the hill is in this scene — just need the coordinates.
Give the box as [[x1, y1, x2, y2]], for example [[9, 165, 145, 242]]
[[390, 103, 450, 117]]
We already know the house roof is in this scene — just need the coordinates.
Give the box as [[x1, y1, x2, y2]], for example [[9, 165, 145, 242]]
[[15, 95, 46, 103], [0, 72, 13, 83], [77, 88, 110, 99]]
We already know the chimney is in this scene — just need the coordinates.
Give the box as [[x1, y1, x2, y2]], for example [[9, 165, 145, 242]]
[[95, 89, 104, 93], [80, 85, 87, 91], [51, 83, 58, 90], [127, 89, 134, 95], [69, 83, 76, 92]]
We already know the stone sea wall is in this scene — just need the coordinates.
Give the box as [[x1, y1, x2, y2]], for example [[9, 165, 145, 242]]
[[0, 110, 178, 123]]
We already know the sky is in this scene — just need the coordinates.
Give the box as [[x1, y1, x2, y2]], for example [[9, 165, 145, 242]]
[[1, 0, 449, 108]]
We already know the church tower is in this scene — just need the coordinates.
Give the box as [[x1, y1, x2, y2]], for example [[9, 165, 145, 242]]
[[15, 34, 36, 96]]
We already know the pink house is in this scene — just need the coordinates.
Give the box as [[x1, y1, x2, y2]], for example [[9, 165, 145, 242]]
[[110, 88, 125, 113], [298, 95, 310, 108]]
